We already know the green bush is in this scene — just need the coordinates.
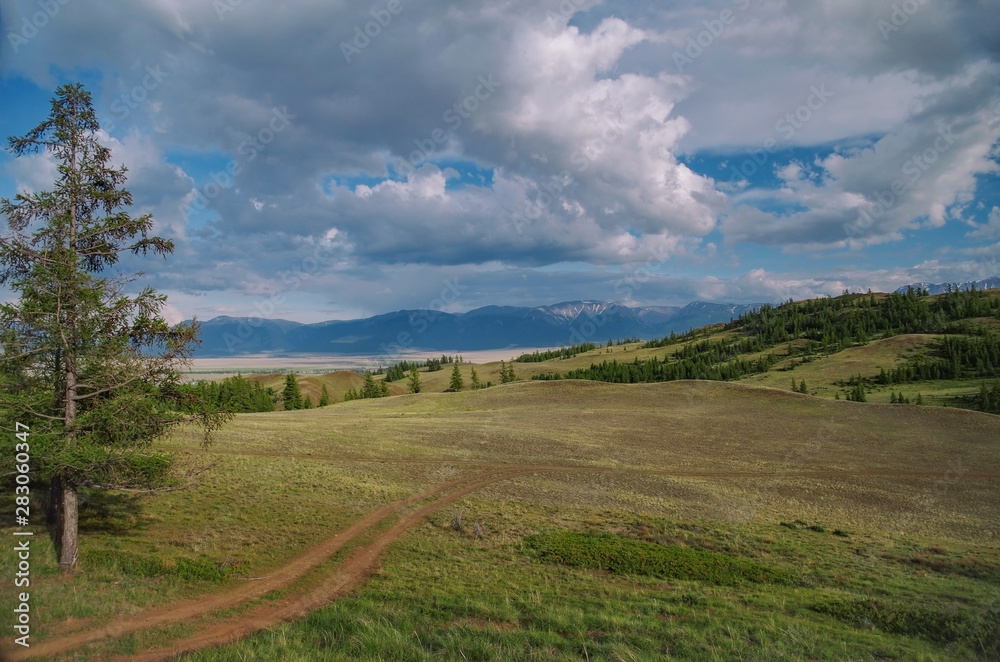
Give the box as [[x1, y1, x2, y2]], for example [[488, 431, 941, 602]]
[[524, 531, 791, 586], [81, 550, 231, 581], [811, 598, 977, 645], [82, 550, 165, 577], [175, 556, 230, 581]]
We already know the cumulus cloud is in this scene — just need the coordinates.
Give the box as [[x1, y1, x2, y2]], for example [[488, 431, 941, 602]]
[[968, 206, 1000, 239], [1, 0, 999, 321]]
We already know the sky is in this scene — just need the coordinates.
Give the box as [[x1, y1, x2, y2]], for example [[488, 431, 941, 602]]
[[1, 0, 999, 325]]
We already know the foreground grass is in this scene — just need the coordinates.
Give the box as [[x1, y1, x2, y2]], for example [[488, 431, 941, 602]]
[[2, 381, 998, 659], [180, 499, 1000, 661]]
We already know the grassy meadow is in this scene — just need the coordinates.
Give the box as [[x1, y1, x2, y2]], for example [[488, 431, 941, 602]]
[[2, 379, 999, 660]]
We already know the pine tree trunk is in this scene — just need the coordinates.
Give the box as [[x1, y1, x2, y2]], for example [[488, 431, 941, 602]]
[[61, 358, 79, 571], [60, 98, 81, 573], [48, 475, 63, 545], [58, 483, 78, 571]]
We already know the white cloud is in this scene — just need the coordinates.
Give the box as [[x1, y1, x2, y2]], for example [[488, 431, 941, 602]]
[[968, 206, 1000, 239], [2, 0, 999, 319]]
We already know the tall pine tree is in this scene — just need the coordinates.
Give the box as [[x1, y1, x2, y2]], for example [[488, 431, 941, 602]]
[[0, 83, 228, 570], [408, 364, 421, 394], [282, 373, 302, 410], [449, 363, 464, 391]]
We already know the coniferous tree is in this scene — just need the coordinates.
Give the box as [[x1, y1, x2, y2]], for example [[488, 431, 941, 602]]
[[362, 372, 378, 399], [282, 374, 302, 410], [450, 363, 464, 391], [182, 375, 274, 413], [470, 366, 481, 389], [847, 375, 867, 402], [318, 383, 330, 407], [0, 83, 229, 570], [408, 364, 421, 394], [303, 395, 313, 409]]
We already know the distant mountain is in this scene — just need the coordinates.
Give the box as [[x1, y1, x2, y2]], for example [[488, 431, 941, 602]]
[[895, 277, 1000, 295], [189, 300, 762, 357]]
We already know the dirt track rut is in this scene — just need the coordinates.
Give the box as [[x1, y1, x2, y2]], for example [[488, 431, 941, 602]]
[[6, 463, 998, 660], [127, 469, 530, 661], [5, 469, 513, 661]]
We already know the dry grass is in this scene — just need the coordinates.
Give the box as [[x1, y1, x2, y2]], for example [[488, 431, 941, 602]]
[[157, 379, 1000, 542]]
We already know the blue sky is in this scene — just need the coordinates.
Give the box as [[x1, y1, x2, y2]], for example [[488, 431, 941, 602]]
[[2, 0, 999, 323]]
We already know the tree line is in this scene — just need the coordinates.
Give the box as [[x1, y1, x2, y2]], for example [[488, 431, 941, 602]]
[[382, 355, 463, 381], [727, 287, 999, 351], [343, 372, 389, 401], [515, 342, 596, 362], [564, 349, 777, 384], [874, 334, 1000, 385], [179, 375, 277, 413], [978, 380, 1000, 414]]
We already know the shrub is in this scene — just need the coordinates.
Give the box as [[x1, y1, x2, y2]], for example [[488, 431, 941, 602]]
[[450, 509, 466, 534], [811, 598, 979, 646], [524, 531, 791, 586], [175, 556, 232, 581]]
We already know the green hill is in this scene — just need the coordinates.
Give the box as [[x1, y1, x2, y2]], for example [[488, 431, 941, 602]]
[[524, 288, 1000, 414]]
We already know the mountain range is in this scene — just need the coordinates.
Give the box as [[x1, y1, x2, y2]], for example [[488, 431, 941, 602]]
[[894, 277, 1000, 295], [189, 300, 763, 357]]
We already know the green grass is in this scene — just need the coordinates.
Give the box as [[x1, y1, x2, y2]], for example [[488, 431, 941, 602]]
[[810, 597, 999, 651], [3, 380, 999, 659], [524, 531, 793, 586], [177, 503, 1000, 661]]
